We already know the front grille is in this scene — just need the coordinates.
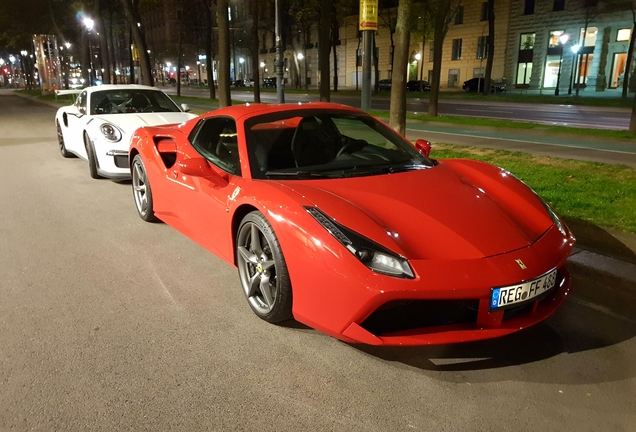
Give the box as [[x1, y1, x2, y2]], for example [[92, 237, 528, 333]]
[[360, 299, 479, 336], [114, 155, 128, 168]]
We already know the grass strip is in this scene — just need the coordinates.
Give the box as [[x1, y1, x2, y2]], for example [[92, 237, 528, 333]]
[[429, 143, 636, 234], [367, 109, 636, 140]]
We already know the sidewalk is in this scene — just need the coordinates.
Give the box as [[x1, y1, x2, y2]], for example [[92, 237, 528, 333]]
[[7, 89, 636, 288]]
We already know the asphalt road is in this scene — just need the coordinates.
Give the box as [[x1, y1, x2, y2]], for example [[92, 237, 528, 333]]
[[1, 95, 635, 431], [165, 86, 631, 130]]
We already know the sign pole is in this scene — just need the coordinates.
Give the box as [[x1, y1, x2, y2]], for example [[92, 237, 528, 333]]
[[359, 0, 378, 111]]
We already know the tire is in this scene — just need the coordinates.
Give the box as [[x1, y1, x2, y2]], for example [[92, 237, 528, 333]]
[[56, 120, 75, 158], [131, 154, 157, 222], [236, 211, 292, 323], [84, 133, 103, 179]]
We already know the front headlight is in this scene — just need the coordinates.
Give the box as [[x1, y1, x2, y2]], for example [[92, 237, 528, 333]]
[[305, 206, 414, 279], [100, 123, 122, 142]]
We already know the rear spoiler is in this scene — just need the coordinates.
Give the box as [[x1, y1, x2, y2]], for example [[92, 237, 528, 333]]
[[55, 89, 81, 103]]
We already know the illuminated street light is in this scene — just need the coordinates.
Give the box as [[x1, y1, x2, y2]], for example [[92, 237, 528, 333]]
[[568, 44, 581, 95], [296, 52, 304, 60], [8, 55, 16, 89], [65, 42, 71, 49], [83, 16, 95, 85], [414, 53, 421, 61], [83, 17, 94, 31], [259, 61, 265, 68], [554, 34, 568, 96]]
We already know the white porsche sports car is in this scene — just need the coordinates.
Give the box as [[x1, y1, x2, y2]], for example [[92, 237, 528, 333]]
[[55, 84, 198, 179]]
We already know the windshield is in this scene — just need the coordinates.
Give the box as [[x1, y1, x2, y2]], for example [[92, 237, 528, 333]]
[[244, 110, 433, 180], [90, 89, 181, 115]]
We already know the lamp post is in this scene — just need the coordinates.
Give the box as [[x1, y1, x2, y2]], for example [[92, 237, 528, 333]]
[[238, 57, 244, 80], [9, 55, 16, 89], [296, 52, 304, 88], [554, 34, 568, 96], [83, 17, 95, 86], [568, 44, 580, 95], [0, 58, 5, 87]]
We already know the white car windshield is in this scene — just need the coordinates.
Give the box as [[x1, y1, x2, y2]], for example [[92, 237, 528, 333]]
[[90, 90, 181, 115]]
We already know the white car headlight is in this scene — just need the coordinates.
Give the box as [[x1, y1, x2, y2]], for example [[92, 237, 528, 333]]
[[100, 123, 122, 142]]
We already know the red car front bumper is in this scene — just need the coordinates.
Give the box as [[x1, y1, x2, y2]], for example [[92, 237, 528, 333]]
[[287, 225, 575, 346]]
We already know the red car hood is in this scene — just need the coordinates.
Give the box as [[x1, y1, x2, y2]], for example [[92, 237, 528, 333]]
[[278, 162, 553, 261]]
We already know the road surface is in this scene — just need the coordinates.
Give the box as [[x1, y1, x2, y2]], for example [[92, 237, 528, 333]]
[[0, 95, 634, 431]]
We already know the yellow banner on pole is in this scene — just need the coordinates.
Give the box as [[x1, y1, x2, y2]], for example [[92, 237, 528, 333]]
[[359, 0, 378, 31]]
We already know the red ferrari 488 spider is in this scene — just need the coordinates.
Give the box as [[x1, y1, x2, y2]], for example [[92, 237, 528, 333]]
[[129, 102, 575, 346]]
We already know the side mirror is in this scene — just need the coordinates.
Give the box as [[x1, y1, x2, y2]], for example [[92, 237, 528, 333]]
[[415, 139, 432, 158], [178, 157, 228, 187], [181, 103, 191, 113]]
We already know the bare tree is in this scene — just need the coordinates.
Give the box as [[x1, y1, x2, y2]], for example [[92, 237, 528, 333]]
[[289, 0, 320, 89], [622, 2, 636, 98], [251, 0, 261, 102], [389, 0, 411, 136], [217, 0, 231, 106], [319, 0, 332, 101], [199, 0, 217, 99], [483, 0, 495, 95], [121, 0, 153, 85], [427, 0, 460, 117]]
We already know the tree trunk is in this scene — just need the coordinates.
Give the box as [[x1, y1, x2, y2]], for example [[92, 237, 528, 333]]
[[623, 22, 636, 98], [97, 8, 111, 84], [128, 29, 135, 84], [121, 0, 153, 86], [630, 89, 636, 133], [251, 0, 261, 102], [389, 0, 411, 136], [576, 25, 589, 97], [217, 0, 231, 107], [428, 1, 450, 117], [319, 0, 331, 101], [205, 0, 216, 99], [81, 30, 90, 85], [177, 22, 182, 97], [483, 0, 495, 95], [331, 13, 339, 92]]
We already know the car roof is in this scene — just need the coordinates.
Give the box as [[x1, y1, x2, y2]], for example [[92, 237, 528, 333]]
[[199, 102, 362, 121]]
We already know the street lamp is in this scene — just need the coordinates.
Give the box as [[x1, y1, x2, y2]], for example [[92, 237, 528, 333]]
[[0, 58, 4, 88], [568, 44, 580, 95], [554, 33, 568, 96], [238, 57, 244, 80], [9, 55, 16, 89], [83, 17, 95, 86]]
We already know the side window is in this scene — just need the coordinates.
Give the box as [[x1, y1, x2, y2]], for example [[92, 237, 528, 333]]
[[76, 91, 87, 115], [189, 117, 241, 176]]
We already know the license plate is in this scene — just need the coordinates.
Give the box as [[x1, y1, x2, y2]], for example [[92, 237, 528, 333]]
[[490, 269, 558, 311]]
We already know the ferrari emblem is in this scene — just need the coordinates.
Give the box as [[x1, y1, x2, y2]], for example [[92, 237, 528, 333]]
[[256, 263, 263, 274], [515, 259, 527, 270]]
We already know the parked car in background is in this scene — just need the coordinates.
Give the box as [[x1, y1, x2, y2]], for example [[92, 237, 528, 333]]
[[377, 79, 392, 91], [128, 102, 575, 346], [55, 85, 197, 179], [463, 78, 507, 93], [406, 80, 431, 92], [262, 77, 277, 88], [232, 79, 254, 88]]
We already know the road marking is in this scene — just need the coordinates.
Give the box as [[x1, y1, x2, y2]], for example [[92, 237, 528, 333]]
[[406, 127, 636, 155], [569, 296, 636, 324], [455, 108, 513, 114]]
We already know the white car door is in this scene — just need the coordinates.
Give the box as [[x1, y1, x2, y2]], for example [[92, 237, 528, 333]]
[[64, 90, 90, 158]]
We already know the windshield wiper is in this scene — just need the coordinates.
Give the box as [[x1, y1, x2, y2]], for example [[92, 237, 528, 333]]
[[264, 170, 332, 178]]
